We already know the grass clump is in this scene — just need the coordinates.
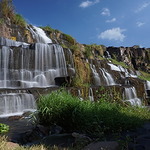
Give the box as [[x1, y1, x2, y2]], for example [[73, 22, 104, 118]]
[[40, 26, 55, 33], [84, 45, 93, 58], [138, 71, 150, 81], [37, 90, 150, 136], [14, 14, 26, 27], [109, 58, 129, 69], [62, 33, 75, 45]]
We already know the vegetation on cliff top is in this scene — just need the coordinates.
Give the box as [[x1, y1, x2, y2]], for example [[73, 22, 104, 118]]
[[0, 0, 26, 27]]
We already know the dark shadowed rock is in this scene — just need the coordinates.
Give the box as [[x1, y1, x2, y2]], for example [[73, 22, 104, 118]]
[[54, 76, 70, 86]]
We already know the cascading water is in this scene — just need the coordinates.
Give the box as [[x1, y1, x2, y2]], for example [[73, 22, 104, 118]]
[[90, 64, 101, 86], [0, 42, 68, 88], [0, 37, 29, 48], [145, 81, 150, 98], [0, 25, 69, 117], [104, 51, 111, 58], [146, 81, 150, 90], [28, 25, 52, 44], [78, 89, 83, 101], [99, 68, 116, 85], [89, 88, 94, 102], [0, 92, 36, 117], [108, 63, 137, 78], [123, 87, 141, 106]]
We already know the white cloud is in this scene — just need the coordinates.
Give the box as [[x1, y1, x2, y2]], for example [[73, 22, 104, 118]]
[[135, 2, 150, 13], [79, 0, 100, 8], [136, 22, 145, 27], [101, 8, 110, 16], [98, 27, 126, 42], [106, 18, 116, 23]]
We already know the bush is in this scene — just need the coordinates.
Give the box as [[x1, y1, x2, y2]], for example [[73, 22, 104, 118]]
[[37, 90, 150, 136], [0, 123, 9, 133]]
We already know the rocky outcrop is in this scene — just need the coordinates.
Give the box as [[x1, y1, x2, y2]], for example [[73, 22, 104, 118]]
[[107, 46, 150, 73]]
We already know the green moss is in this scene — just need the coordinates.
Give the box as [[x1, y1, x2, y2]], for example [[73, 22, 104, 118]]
[[109, 58, 129, 69], [97, 56, 105, 60], [138, 71, 150, 81], [72, 57, 91, 87]]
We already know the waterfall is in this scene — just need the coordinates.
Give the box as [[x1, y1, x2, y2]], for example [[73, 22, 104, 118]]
[[90, 64, 101, 86], [99, 68, 116, 85], [0, 92, 36, 118], [146, 81, 150, 90], [104, 51, 111, 58], [89, 88, 94, 102], [0, 37, 29, 48], [29, 25, 52, 44], [0, 25, 68, 117], [145, 81, 150, 98], [78, 89, 83, 101], [124, 87, 141, 106], [108, 63, 121, 72], [0, 43, 68, 88]]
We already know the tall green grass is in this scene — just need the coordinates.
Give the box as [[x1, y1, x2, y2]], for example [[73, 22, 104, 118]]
[[14, 14, 26, 27], [37, 90, 150, 136]]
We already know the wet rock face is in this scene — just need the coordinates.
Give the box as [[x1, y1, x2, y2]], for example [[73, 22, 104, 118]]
[[107, 46, 150, 73], [0, 19, 34, 43]]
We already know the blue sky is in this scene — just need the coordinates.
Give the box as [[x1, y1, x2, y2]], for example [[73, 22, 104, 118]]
[[13, 0, 150, 47]]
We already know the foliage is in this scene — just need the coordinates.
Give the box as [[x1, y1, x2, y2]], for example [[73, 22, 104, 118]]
[[84, 45, 93, 58], [72, 60, 91, 87], [84, 44, 106, 59], [40, 26, 55, 33], [0, 123, 9, 133], [62, 33, 75, 45], [69, 44, 79, 51], [0, 0, 14, 19], [138, 71, 150, 81], [37, 90, 150, 136], [0, 0, 27, 27], [109, 58, 129, 69], [14, 14, 26, 27]]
